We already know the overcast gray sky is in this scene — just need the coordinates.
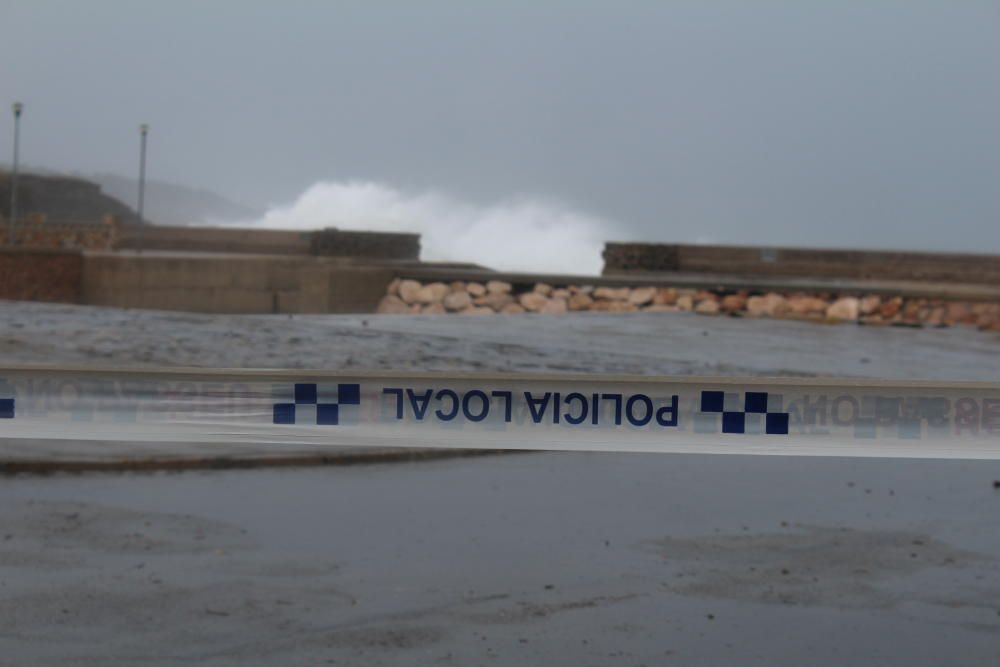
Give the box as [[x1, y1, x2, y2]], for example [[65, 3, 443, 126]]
[[1, 0, 998, 253]]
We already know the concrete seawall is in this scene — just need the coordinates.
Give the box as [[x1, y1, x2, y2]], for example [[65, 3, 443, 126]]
[[0, 224, 420, 314], [114, 225, 311, 255], [82, 252, 396, 314], [114, 224, 420, 260], [604, 242, 1000, 285], [7, 233, 1000, 316]]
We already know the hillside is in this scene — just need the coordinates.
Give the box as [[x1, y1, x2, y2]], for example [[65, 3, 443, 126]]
[[0, 171, 139, 224], [0, 170, 262, 227]]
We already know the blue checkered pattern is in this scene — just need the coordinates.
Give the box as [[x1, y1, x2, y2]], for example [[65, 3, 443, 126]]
[[273, 383, 360, 425], [700, 390, 789, 435], [0, 397, 13, 419]]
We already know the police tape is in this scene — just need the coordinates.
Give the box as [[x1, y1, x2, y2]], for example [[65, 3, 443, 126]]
[[1, 365, 999, 459]]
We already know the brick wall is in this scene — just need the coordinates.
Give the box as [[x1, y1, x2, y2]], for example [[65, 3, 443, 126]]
[[0, 248, 83, 303]]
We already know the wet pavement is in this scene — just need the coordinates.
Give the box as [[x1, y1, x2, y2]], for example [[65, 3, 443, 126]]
[[1, 303, 1000, 664], [2, 301, 1000, 380], [1, 452, 998, 665]]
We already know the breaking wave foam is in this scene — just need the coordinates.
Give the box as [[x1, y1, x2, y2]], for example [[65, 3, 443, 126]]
[[246, 181, 610, 274]]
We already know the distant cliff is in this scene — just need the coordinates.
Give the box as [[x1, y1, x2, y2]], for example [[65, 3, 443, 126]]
[[89, 173, 262, 226]]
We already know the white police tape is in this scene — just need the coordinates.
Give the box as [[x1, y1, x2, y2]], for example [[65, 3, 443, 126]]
[[1, 365, 999, 459]]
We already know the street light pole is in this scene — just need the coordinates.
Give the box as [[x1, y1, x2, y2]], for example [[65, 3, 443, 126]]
[[8, 101, 23, 246], [137, 123, 148, 252]]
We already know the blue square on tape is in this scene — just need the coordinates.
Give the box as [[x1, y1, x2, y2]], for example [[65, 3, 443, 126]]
[[701, 391, 725, 413], [273, 403, 295, 424], [745, 392, 768, 413], [338, 383, 360, 406], [0, 398, 13, 419], [295, 383, 317, 404], [317, 404, 339, 425], [722, 411, 745, 434], [766, 413, 789, 435]]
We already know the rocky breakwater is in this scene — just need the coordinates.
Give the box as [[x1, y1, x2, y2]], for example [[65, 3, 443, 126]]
[[376, 279, 1000, 330]]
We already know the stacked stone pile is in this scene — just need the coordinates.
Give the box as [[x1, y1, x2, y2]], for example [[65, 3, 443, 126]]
[[377, 279, 1000, 330]]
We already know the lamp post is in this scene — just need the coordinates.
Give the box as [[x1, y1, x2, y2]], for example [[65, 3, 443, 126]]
[[137, 123, 148, 252], [8, 101, 23, 245]]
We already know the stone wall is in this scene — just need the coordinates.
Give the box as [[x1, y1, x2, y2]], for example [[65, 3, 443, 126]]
[[603, 242, 1000, 285], [0, 217, 119, 250], [0, 247, 83, 303], [377, 278, 1000, 331]]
